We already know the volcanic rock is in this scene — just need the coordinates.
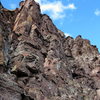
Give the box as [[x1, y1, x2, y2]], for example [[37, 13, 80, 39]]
[[0, 0, 100, 100]]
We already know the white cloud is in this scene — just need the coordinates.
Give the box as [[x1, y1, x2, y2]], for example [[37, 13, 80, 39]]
[[94, 9, 100, 16], [10, 3, 17, 9], [66, 4, 76, 10], [35, 0, 76, 20], [41, 1, 67, 19], [65, 33, 71, 37], [35, 0, 41, 4]]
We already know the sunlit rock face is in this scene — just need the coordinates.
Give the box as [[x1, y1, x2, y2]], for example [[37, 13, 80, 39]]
[[0, 0, 100, 100]]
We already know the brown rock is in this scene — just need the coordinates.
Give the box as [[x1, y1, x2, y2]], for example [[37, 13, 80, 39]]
[[0, 0, 100, 100]]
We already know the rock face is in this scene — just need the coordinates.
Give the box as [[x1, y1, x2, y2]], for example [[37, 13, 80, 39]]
[[0, 0, 100, 100]]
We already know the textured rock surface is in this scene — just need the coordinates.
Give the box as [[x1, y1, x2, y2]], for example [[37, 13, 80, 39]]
[[0, 0, 100, 100]]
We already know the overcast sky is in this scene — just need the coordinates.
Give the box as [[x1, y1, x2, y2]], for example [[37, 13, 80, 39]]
[[1, 0, 100, 51]]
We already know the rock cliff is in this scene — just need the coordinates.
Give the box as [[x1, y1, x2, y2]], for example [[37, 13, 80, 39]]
[[0, 0, 100, 100]]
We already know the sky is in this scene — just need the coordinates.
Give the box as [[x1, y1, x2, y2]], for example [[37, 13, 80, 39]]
[[1, 0, 100, 51]]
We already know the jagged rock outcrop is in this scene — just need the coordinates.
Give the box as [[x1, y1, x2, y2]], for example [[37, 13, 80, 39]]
[[0, 0, 100, 100]]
